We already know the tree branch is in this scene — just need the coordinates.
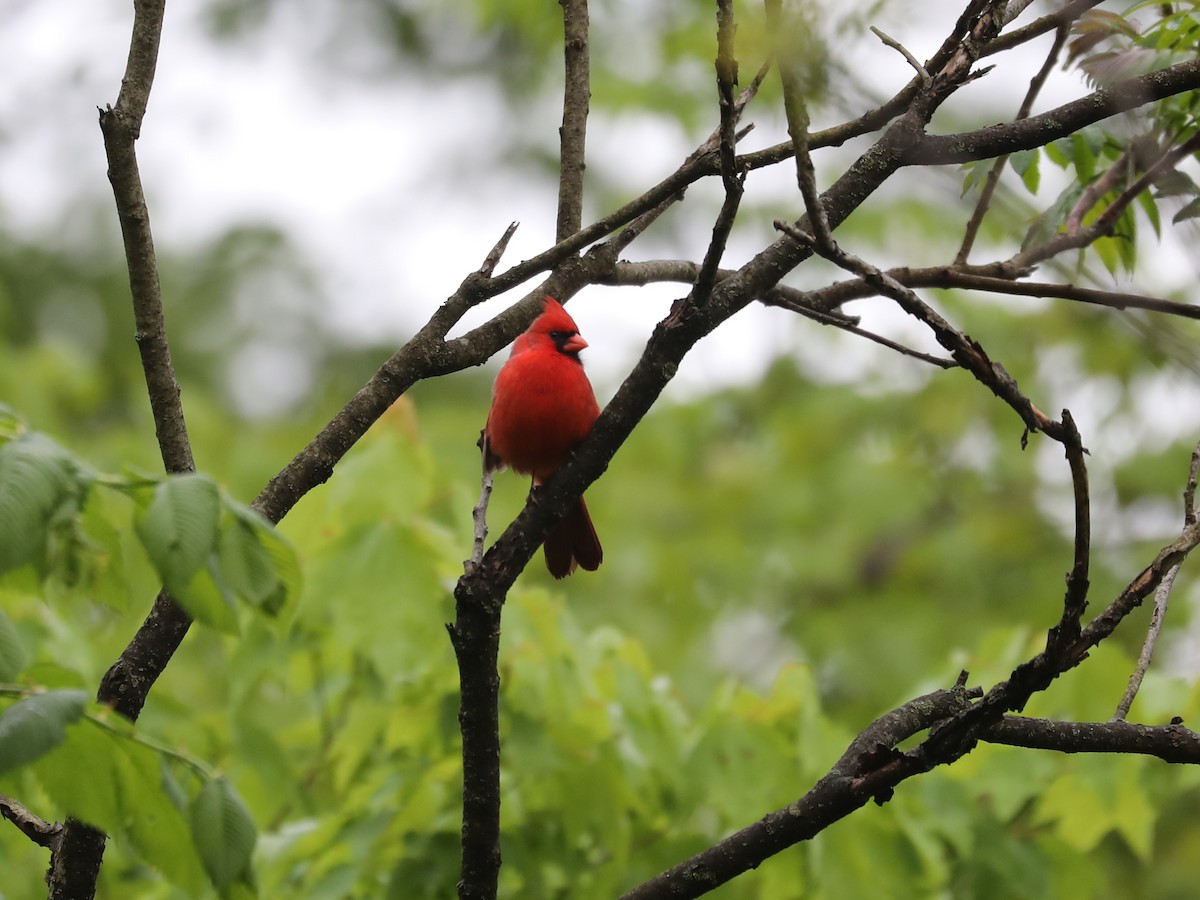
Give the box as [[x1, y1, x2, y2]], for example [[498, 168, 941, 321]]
[[1012, 131, 1200, 269], [957, 20, 1068, 263], [555, 0, 590, 241], [985, 716, 1200, 762], [1115, 439, 1200, 719], [903, 58, 1200, 166], [808, 265, 1200, 321], [619, 687, 979, 900], [60, 1, 177, 896], [0, 794, 61, 851], [687, 0, 745, 307]]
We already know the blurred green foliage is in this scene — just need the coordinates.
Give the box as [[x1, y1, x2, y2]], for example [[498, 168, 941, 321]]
[[3, 339, 1200, 896]]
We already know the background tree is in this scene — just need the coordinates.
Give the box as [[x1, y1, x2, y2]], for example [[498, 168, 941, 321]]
[[2, 0, 1200, 898]]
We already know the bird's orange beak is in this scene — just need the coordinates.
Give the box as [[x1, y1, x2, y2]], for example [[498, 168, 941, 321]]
[[563, 334, 588, 353]]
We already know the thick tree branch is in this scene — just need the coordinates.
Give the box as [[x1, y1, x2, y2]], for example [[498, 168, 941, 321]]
[[985, 716, 1200, 761], [904, 58, 1200, 166]]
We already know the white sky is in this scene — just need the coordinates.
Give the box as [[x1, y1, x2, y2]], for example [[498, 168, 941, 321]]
[[0, 0, 1196, 419]]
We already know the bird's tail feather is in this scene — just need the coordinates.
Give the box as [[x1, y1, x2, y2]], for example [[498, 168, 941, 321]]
[[544, 497, 602, 579]]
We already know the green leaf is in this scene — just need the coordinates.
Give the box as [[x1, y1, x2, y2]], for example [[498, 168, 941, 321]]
[[1009, 149, 1040, 194], [33, 715, 123, 832], [0, 434, 84, 574], [176, 560, 241, 635], [0, 689, 89, 774], [119, 745, 209, 894], [191, 775, 257, 890], [218, 500, 300, 617], [0, 609, 27, 681], [34, 719, 207, 893], [1173, 196, 1200, 224], [135, 473, 221, 597]]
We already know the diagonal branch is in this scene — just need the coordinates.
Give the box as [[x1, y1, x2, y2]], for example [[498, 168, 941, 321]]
[[618, 687, 979, 900], [957, 20, 1069, 263], [0, 794, 62, 851], [1012, 131, 1200, 269], [903, 58, 1200, 166], [1115, 438, 1200, 719]]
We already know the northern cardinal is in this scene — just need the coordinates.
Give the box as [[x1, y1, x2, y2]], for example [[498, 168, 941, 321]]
[[482, 296, 602, 578]]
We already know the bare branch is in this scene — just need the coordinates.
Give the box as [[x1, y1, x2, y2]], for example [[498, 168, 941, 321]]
[[478, 222, 519, 278], [957, 22, 1068, 263], [765, 293, 956, 369], [64, 0, 177, 894], [767, 0, 832, 245], [555, 0, 590, 241], [98, 0, 191, 476], [808, 266, 1200, 322], [689, 0, 745, 306], [0, 794, 61, 851], [985, 715, 1200, 762], [904, 58, 1200, 166], [1044, 410, 1091, 655], [1116, 440, 1200, 719], [1114, 563, 1177, 720], [774, 220, 1065, 441], [870, 27, 930, 83], [983, 0, 1106, 57]]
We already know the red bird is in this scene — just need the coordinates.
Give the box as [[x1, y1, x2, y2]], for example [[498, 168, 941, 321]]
[[482, 296, 602, 578]]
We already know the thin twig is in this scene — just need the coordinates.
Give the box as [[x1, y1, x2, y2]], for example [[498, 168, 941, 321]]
[[870, 27, 930, 83], [774, 219, 1064, 440], [957, 22, 1067, 263], [466, 471, 494, 574], [768, 0, 832, 245], [1013, 131, 1200, 269], [807, 266, 1200, 321], [766, 294, 956, 369], [1115, 439, 1200, 719], [1114, 564, 1177, 720], [478, 222, 519, 278], [689, 0, 745, 306]]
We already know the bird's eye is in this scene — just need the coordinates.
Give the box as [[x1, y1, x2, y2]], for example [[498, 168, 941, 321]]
[[549, 330, 571, 342]]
